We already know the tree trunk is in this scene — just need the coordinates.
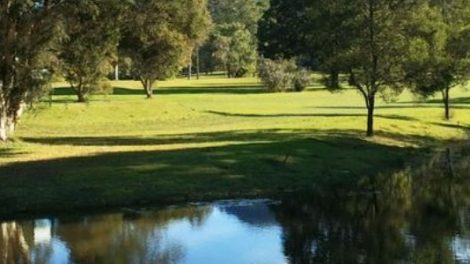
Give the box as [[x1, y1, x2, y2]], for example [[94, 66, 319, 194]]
[[145, 86, 153, 98], [6, 103, 24, 137], [188, 63, 192, 80], [196, 48, 200, 80], [328, 69, 340, 89], [443, 87, 450, 120], [366, 96, 375, 137], [0, 107, 8, 141], [226, 65, 231, 78], [7, 116, 15, 136], [72, 85, 87, 103], [77, 91, 86, 103], [143, 79, 153, 99], [114, 64, 119, 81]]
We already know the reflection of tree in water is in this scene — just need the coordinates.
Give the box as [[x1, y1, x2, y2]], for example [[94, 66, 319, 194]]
[[409, 152, 470, 263], [275, 150, 470, 264], [0, 222, 30, 264], [55, 206, 212, 264], [1, 205, 211, 264], [220, 202, 278, 227]]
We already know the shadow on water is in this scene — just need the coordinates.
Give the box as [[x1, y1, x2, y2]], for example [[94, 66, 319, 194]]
[[2, 148, 470, 263]]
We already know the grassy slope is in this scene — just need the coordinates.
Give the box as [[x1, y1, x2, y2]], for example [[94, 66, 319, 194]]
[[0, 75, 469, 216]]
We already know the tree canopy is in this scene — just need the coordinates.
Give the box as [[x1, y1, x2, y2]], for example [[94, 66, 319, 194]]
[[261, 0, 422, 136], [120, 0, 211, 98], [0, 0, 64, 140], [195, 0, 268, 76], [404, 0, 470, 119], [59, 0, 124, 102]]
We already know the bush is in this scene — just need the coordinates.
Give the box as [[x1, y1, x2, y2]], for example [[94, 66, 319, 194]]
[[293, 69, 311, 92], [93, 80, 113, 95], [258, 58, 310, 92]]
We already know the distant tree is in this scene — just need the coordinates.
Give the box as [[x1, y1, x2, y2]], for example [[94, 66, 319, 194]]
[[213, 24, 258, 78], [196, 37, 218, 75], [196, 0, 268, 76], [0, 0, 63, 141], [404, 0, 470, 120], [59, 0, 124, 103], [258, 0, 312, 62], [121, 0, 211, 98], [208, 0, 269, 36], [259, 0, 356, 88]]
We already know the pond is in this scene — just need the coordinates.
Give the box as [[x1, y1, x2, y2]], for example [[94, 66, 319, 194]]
[[3, 150, 470, 264]]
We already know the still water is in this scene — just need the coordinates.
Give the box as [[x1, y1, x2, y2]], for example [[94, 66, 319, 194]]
[[3, 151, 470, 264]]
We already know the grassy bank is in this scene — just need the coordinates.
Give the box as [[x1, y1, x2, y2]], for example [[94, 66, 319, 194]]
[[0, 75, 469, 217]]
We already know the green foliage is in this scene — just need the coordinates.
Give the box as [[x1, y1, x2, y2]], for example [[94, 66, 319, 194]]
[[404, 0, 470, 119], [258, 59, 295, 92], [258, 58, 310, 92], [120, 0, 211, 98], [94, 80, 114, 96], [213, 24, 258, 78], [293, 69, 311, 92], [0, 0, 64, 140], [259, 0, 318, 63], [261, 0, 415, 136], [59, 0, 123, 102], [197, 0, 268, 75], [196, 37, 218, 74], [208, 0, 269, 36]]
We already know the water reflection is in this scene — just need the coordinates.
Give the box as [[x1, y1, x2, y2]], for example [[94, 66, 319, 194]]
[[2, 150, 470, 263], [0, 222, 30, 264], [277, 150, 470, 263]]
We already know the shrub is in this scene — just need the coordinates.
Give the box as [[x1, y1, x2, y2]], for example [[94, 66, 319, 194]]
[[293, 69, 311, 92], [94, 80, 113, 95], [258, 58, 310, 92]]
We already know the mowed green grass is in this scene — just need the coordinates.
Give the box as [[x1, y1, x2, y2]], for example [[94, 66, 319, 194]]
[[0, 75, 469, 217]]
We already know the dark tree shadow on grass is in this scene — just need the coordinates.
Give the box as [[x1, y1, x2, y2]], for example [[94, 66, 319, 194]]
[[0, 148, 28, 159], [310, 104, 470, 110], [21, 129, 302, 147], [52, 87, 76, 96], [52, 86, 266, 97], [114, 86, 265, 95], [205, 110, 419, 122], [19, 127, 444, 148], [0, 128, 441, 217], [431, 122, 470, 130], [417, 96, 470, 105]]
